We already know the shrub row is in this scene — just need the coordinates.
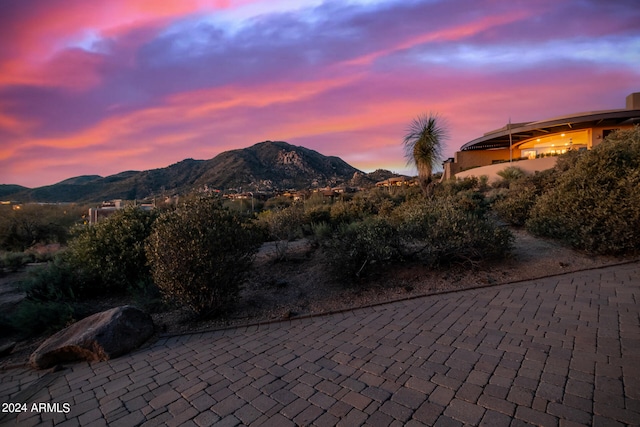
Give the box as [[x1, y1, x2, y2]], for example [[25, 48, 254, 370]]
[[325, 190, 513, 282]]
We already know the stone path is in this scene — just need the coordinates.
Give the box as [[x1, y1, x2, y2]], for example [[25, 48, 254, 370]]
[[1, 262, 639, 426]]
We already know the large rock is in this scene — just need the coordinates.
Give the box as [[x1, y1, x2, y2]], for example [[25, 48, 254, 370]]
[[30, 305, 154, 369]]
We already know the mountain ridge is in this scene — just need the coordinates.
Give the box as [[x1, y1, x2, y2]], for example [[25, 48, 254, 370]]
[[2, 141, 405, 203]]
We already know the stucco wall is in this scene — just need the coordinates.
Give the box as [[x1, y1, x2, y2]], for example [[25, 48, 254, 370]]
[[454, 157, 558, 184], [454, 148, 521, 172]]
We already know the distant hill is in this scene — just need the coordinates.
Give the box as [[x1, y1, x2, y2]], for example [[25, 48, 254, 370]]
[[1, 141, 404, 203], [0, 184, 29, 199], [56, 175, 103, 185]]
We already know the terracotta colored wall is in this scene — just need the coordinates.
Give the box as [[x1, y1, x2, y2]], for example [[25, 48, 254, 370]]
[[453, 148, 521, 172]]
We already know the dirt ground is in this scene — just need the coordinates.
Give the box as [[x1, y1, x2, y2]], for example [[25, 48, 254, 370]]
[[0, 228, 633, 368]]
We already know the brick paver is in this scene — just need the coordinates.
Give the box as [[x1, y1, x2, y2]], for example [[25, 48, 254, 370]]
[[1, 261, 639, 426]]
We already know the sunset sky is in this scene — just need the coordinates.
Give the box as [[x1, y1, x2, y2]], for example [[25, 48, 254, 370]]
[[1, 0, 639, 188]]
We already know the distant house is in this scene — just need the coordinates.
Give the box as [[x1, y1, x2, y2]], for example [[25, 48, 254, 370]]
[[88, 200, 154, 225], [375, 176, 417, 188], [443, 92, 640, 183]]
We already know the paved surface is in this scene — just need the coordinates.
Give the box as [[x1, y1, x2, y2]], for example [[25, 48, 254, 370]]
[[1, 262, 639, 426]]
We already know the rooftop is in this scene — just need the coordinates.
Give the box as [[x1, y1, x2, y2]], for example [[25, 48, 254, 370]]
[[460, 92, 640, 151]]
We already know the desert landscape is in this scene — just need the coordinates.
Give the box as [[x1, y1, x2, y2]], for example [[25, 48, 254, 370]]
[[1, 227, 631, 370]]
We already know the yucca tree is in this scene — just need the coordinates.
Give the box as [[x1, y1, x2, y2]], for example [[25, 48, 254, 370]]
[[403, 113, 447, 194]]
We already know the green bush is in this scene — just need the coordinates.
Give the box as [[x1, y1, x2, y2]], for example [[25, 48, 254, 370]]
[[257, 205, 305, 260], [146, 195, 262, 317], [492, 166, 525, 189], [433, 176, 479, 196], [526, 127, 640, 255], [324, 217, 402, 281], [398, 197, 513, 267], [258, 205, 306, 242], [7, 255, 80, 338], [0, 251, 32, 272], [325, 192, 513, 281], [64, 206, 158, 296], [305, 206, 332, 226], [492, 183, 538, 226], [310, 221, 332, 243], [497, 166, 525, 181], [10, 300, 76, 338], [18, 255, 79, 301]]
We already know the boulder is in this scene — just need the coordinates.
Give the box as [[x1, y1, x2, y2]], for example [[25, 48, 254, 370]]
[[30, 305, 154, 369]]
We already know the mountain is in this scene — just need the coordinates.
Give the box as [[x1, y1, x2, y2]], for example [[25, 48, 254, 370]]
[[194, 141, 359, 190], [0, 184, 29, 198], [2, 141, 380, 203]]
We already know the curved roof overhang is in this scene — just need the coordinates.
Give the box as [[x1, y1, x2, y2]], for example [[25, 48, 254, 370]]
[[460, 109, 640, 151]]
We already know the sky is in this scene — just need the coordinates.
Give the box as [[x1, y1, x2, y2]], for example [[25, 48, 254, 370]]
[[0, 0, 639, 188]]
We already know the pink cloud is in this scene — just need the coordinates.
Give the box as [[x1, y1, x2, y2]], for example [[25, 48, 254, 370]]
[[0, 0, 255, 88]]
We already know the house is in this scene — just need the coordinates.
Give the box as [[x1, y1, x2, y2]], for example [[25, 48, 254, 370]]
[[88, 200, 154, 225], [443, 92, 640, 182], [375, 177, 417, 188]]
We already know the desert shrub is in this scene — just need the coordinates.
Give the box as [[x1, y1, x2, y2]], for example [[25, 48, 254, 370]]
[[18, 255, 80, 301], [10, 257, 81, 337], [326, 194, 512, 282], [477, 175, 490, 192], [492, 183, 538, 226], [310, 221, 332, 243], [493, 166, 525, 188], [526, 127, 640, 255], [10, 300, 76, 338], [303, 192, 329, 208], [324, 217, 402, 281], [395, 196, 513, 267], [258, 205, 306, 241], [26, 243, 61, 263], [497, 166, 525, 181], [257, 205, 306, 260], [64, 206, 158, 296], [554, 149, 583, 172], [264, 195, 293, 210], [491, 150, 587, 227], [329, 200, 363, 224], [305, 206, 332, 226], [146, 195, 262, 317], [450, 189, 489, 217], [433, 176, 479, 197], [0, 251, 32, 272], [329, 195, 378, 224]]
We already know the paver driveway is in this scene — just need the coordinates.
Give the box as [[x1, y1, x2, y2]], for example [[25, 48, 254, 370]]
[[1, 261, 639, 426]]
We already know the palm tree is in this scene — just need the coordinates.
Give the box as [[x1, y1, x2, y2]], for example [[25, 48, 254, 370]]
[[403, 113, 447, 194]]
